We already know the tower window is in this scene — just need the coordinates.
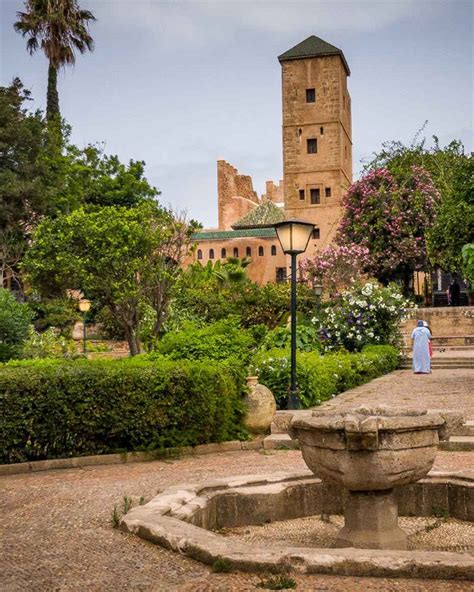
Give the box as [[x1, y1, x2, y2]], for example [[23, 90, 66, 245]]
[[221, 248, 226, 258], [209, 249, 214, 259], [310, 188, 320, 205], [271, 245, 277, 256], [233, 247, 239, 257], [258, 246, 264, 256], [246, 246, 252, 257], [320, 126, 324, 135], [306, 88, 316, 103], [197, 249, 203, 260], [299, 189, 305, 200], [325, 187, 331, 198], [312, 228, 320, 240], [307, 139, 317, 154]]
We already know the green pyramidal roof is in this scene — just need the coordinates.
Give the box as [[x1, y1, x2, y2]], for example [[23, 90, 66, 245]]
[[278, 35, 350, 75], [232, 200, 285, 230]]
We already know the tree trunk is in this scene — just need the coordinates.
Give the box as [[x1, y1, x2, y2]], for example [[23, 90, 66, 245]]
[[124, 325, 141, 356], [46, 61, 60, 122]]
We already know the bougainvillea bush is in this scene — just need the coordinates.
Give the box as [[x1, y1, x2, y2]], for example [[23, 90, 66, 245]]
[[314, 281, 410, 352], [337, 166, 439, 290], [300, 244, 370, 297]]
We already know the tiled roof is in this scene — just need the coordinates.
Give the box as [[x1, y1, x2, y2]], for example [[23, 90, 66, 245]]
[[232, 200, 285, 229], [192, 228, 277, 240], [278, 35, 350, 75]]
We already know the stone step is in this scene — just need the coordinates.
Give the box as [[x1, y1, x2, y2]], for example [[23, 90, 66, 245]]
[[401, 361, 474, 369], [452, 420, 474, 437], [263, 433, 299, 450], [438, 436, 474, 452]]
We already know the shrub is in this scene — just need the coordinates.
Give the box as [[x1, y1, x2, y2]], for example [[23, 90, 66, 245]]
[[154, 318, 256, 364], [0, 357, 246, 463], [260, 324, 321, 353], [28, 296, 80, 335], [21, 326, 78, 359], [0, 289, 33, 361], [252, 345, 399, 409]]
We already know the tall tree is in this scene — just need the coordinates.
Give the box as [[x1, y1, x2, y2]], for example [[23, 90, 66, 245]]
[[14, 0, 95, 122], [23, 204, 196, 355]]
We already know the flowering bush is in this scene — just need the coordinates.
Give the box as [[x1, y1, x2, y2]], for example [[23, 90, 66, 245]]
[[21, 327, 77, 359], [337, 166, 439, 289], [300, 244, 370, 297], [314, 281, 410, 352]]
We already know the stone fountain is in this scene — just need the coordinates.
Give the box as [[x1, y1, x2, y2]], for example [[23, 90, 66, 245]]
[[288, 406, 446, 549]]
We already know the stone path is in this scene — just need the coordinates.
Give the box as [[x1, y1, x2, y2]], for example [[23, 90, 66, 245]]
[[2, 368, 473, 591], [320, 368, 474, 419], [1, 448, 472, 591]]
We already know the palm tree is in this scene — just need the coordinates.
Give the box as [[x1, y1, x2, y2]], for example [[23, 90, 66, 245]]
[[14, 0, 95, 122]]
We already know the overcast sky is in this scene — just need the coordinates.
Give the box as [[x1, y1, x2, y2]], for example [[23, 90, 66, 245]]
[[1, 0, 472, 227]]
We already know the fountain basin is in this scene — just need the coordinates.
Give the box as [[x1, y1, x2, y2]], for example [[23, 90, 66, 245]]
[[288, 407, 446, 549]]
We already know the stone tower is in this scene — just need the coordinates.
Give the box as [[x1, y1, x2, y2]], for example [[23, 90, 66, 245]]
[[279, 36, 352, 251]]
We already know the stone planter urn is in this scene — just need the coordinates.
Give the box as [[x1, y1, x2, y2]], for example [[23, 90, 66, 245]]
[[243, 376, 276, 435], [289, 406, 445, 550]]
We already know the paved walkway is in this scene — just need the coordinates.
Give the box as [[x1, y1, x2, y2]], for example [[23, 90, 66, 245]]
[[1, 368, 473, 591], [320, 368, 474, 419]]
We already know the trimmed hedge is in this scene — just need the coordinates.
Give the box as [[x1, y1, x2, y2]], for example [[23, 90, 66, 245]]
[[253, 345, 400, 409], [0, 358, 246, 464]]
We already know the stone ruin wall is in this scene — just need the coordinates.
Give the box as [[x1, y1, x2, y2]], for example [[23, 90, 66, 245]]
[[217, 160, 284, 231], [217, 160, 259, 230]]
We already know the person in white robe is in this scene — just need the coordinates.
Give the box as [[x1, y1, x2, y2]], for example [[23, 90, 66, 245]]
[[411, 320, 431, 374]]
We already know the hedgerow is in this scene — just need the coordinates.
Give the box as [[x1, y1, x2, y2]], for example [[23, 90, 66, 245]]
[[0, 357, 245, 464], [252, 345, 399, 409]]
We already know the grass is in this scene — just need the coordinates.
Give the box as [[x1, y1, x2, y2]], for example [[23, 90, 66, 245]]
[[211, 558, 233, 573], [257, 575, 297, 589]]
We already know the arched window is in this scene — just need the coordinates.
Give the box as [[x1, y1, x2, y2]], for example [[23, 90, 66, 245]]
[[246, 246, 252, 257], [258, 246, 264, 256], [233, 247, 239, 257], [197, 249, 203, 260], [209, 249, 214, 259], [221, 248, 226, 258], [271, 245, 277, 256]]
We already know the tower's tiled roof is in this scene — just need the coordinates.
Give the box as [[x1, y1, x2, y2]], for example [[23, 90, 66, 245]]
[[232, 200, 285, 230], [278, 35, 350, 75]]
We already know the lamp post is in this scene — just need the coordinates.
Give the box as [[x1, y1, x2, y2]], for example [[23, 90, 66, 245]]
[[78, 299, 91, 355], [273, 219, 314, 409]]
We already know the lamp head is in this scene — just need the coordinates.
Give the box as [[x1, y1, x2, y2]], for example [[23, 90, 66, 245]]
[[78, 299, 91, 313], [273, 219, 315, 255], [313, 283, 323, 297]]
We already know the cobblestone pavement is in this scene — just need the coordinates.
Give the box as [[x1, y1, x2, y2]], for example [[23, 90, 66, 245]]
[[1, 447, 472, 592], [319, 368, 474, 419]]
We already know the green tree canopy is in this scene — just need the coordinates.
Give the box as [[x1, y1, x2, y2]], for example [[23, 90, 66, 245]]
[[23, 203, 195, 355]]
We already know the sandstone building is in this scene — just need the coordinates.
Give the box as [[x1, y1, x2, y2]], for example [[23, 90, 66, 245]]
[[191, 35, 353, 284]]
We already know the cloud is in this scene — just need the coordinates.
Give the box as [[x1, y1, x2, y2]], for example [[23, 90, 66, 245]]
[[88, 0, 451, 48]]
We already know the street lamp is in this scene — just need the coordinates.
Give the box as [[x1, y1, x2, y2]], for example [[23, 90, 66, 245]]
[[313, 283, 323, 314], [273, 219, 315, 409], [78, 299, 91, 355]]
